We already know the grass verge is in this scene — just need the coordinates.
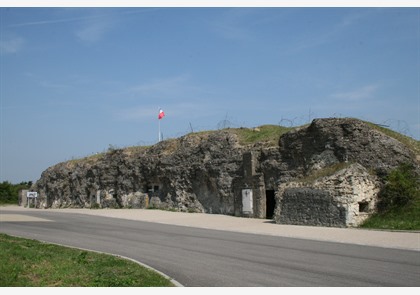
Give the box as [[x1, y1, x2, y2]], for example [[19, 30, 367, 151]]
[[0, 233, 174, 287], [360, 199, 420, 231]]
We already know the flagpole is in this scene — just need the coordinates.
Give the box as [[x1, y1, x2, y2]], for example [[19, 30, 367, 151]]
[[158, 107, 164, 142], [158, 106, 161, 142]]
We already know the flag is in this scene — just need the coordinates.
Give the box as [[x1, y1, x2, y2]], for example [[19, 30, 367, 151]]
[[158, 108, 165, 120]]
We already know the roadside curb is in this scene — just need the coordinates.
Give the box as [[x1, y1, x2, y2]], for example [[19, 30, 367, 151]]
[[115, 254, 184, 287]]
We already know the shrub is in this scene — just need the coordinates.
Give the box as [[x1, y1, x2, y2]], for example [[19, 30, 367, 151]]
[[377, 163, 419, 213], [90, 203, 101, 209]]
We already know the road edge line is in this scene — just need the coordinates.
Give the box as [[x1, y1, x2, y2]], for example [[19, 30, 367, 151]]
[[35, 238, 184, 287]]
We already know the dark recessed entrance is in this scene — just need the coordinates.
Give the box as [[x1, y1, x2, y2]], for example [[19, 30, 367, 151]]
[[358, 201, 369, 213], [266, 190, 275, 219]]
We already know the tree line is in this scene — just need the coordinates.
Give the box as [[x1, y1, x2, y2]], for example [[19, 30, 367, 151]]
[[0, 181, 32, 205]]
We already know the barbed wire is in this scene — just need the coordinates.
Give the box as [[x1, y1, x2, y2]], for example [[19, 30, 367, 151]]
[[381, 119, 413, 138], [277, 114, 414, 139], [65, 114, 416, 163]]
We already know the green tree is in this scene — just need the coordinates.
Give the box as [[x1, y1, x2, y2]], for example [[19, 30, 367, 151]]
[[0, 181, 32, 205], [0, 182, 15, 204]]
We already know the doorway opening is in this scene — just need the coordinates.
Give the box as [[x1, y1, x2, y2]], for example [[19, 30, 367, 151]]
[[266, 190, 275, 219]]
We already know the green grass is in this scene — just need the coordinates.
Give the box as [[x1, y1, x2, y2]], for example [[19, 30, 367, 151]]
[[360, 199, 420, 230], [360, 163, 420, 231], [295, 162, 353, 184], [364, 121, 420, 156], [0, 233, 174, 287], [66, 152, 105, 168], [232, 125, 293, 146]]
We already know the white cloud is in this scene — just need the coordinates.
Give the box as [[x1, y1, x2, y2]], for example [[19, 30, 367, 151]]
[[114, 101, 215, 123], [74, 9, 162, 44], [208, 8, 260, 42], [280, 9, 377, 55], [211, 22, 249, 41], [331, 84, 379, 101], [113, 104, 173, 122], [75, 18, 113, 43], [7, 16, 89, 28], [124, 74, 200, 98], [337, 9, 374, 28], [39, 80, 70, 89], [0, 37, 24, 54], [111, 73, 219, 123], [114, 105, 158, 121]]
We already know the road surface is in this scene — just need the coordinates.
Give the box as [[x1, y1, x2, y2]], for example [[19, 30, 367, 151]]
[[1, 207, 419, 287]]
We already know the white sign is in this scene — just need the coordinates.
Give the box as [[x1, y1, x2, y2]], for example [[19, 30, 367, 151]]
[[242, 189, 253, 214], [27, 192, 38, 198]]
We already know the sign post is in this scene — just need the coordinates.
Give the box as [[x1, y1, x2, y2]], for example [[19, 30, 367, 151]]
[[26, 191, 38, 208]]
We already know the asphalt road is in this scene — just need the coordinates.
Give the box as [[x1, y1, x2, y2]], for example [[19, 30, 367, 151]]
[[1, 209, 419, 287]]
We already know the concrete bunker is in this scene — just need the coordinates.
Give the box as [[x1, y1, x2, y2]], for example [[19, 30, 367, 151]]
[[234, 152, 276, 219], [274, 163, 380, 227]]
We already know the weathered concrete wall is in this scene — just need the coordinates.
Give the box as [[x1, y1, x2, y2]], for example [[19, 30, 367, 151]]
[[33, 131, 243, 213], [277, 188, 347, 227], [233, 152, 267, 218], [274, 164, 381, 227], [18, 190, 28, 207]]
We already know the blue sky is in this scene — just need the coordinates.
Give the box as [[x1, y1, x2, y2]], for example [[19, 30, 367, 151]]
[[1, 6, 419, 183]]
